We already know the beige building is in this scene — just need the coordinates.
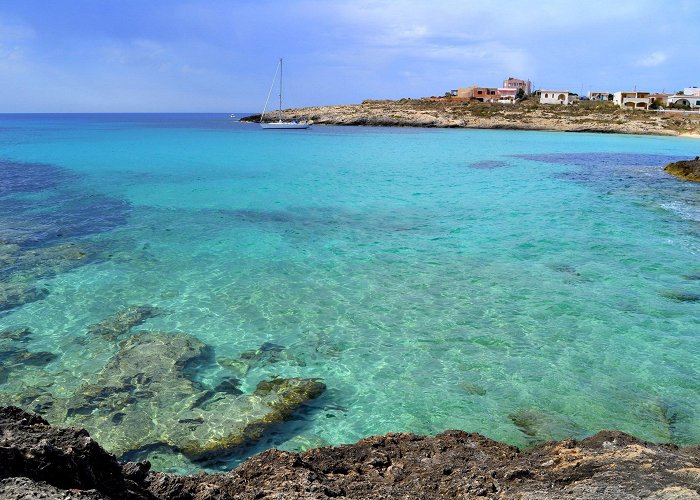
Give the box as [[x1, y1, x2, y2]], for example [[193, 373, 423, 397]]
[[613, 91, 651, 110], [456, 86, 499, 101]]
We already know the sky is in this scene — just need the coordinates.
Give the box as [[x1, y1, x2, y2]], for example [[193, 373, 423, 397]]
[[0, 0, 698, 112]]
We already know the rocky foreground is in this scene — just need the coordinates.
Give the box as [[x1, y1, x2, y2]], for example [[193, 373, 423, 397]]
[[243, 99, 700, 137], [665, 157, 700, 182], [2, 407, 700, 499]]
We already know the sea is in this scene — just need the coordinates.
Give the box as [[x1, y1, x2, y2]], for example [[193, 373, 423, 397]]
[[0, 113, 698, 472]]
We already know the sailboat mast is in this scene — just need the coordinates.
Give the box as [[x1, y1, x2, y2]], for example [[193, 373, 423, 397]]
[[278, 58, 283, 121]]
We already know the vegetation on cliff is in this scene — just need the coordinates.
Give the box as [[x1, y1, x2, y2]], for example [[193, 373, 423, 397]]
[[243, 98, 700, 136]]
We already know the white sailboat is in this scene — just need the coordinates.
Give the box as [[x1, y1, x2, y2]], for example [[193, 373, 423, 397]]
[[260, 58, 310, 129]]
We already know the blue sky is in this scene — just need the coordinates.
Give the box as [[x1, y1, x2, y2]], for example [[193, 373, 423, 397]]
[[0, 0, 698, 112]]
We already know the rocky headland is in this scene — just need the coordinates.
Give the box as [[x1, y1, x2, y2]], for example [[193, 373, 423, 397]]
[[2, 406, 700, 499], [664, 157, 700, 182], [242, 98, 700, 137]]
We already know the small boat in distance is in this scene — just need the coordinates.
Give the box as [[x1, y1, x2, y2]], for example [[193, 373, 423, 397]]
[[260, 58, 310, 130]]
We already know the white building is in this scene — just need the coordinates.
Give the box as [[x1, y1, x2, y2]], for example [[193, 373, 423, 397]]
[[539, 91, 578, 105], [588, 91, 611, 101], [683, 87, 700, 96], [613, 91, 651, 110], [668, 94, 700, 109]]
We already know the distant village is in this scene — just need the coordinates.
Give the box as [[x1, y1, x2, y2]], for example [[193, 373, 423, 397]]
[[434, 77, 700, 111]]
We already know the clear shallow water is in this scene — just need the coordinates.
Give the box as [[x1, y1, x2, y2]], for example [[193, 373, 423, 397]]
[[1, 114, 699, 472]]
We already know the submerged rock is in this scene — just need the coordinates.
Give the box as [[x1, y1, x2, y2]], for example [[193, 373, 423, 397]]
[[664, 157, 700, 182], [37, 332, 325, 460], [0, 347, 57, 385], [87, 305, 163, 339], [217, 342, 306, 377], [468, 160, 509, 169], [509, 408, 582, 445], [661, 290, 700, 303], [0, 242, 20, 265], [0, 283, 49, 312], [0, 327, 32, 341], [3, 242, 95, 283], [461, 382, 487, 396], [2, 406, 700, 499]]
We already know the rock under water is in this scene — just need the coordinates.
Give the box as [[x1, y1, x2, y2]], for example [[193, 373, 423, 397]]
[[21, 331, 325, 461], [86, 304, 163, 339], [1, 406, 699, 499]]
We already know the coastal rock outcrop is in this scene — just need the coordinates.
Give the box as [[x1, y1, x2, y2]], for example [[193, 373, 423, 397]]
[[242, 98, 700, 137], [664, 157, 700, 182], [1, 406, 700, 499]]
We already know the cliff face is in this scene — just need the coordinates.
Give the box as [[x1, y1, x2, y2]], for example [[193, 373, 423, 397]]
[[664, 157, 700, 182], [243, 99, 700, 137], [2, 406, 700, 499]]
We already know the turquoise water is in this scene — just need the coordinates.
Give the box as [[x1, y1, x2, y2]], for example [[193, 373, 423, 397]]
[[1, 114, 699, 471]]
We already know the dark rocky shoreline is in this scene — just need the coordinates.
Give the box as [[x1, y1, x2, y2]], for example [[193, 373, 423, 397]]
[[2, 406, 699, 499], [664, 157, 700, 182]]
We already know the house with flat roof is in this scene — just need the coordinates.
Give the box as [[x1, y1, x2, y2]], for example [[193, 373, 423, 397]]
[[613, 91, 651, 110], [540, 91, 578, 105], [668, 94, 700, 109], [456, 86, 499, 102], [502, 77, 531, 96], [649, 93, 670, 107], [496, 88, 517, 103], [588, 91, 612, 101]]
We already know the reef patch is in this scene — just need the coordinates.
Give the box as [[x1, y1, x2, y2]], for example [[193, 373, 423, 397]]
[[87, 305, 163, 339], [22, 331, 325, 460]]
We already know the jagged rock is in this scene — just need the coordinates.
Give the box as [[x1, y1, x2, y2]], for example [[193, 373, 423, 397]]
[[1, 407, 700, 499], [0, 282, 49, 312], [664, 157, 700, 182], [0, 407, 149, 499], [0, 476, 108, 499], [87, 305, 163, 339]]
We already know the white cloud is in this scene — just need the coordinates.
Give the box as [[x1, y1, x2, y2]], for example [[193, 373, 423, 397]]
[[637, 51, 668, 67]]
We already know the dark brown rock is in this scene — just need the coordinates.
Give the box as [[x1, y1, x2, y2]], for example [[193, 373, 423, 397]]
[[664, 157, 700, 182], [0, 407, 151, 499], [2, 406, 700, 499]]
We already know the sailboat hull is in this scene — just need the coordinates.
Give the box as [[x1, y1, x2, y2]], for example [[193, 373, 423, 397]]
[[260, 122, 310, 129]]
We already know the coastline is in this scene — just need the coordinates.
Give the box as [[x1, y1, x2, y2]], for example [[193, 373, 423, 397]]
[[2, 406, 700, 499], [242, 98, 700, 137]]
